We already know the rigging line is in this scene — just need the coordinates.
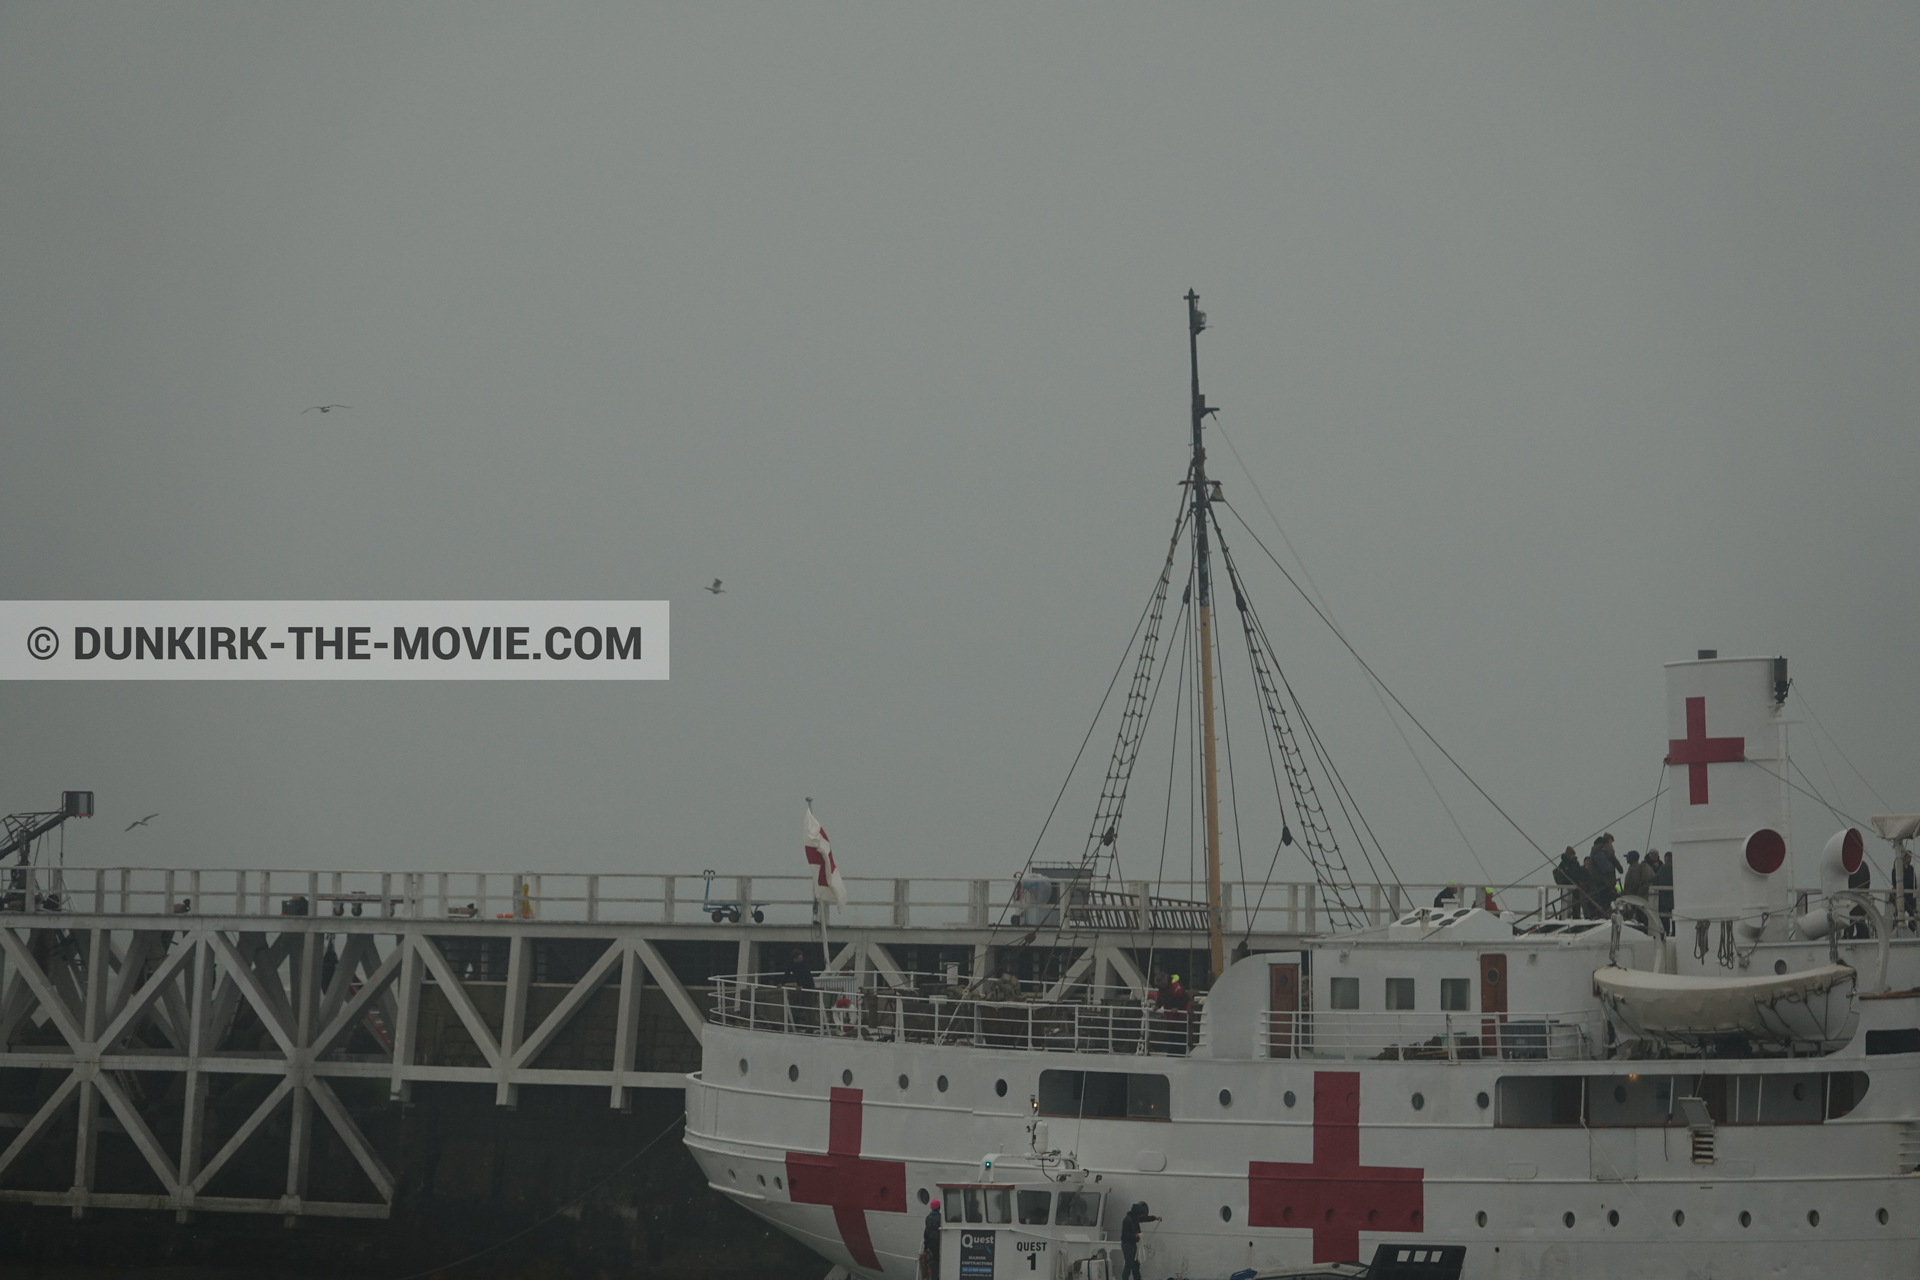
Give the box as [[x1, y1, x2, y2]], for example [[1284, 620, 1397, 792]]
[[1795, 684, 1894, 812], [1483, 783, 1668, 904], [1099, 571, 1195, 957], [1644, 752, 1665, 854], [1789, 757, 1853, 830], [1208, 514, 1375, 919], [1220, 500, 1556, 869], [1212, 413, 1337, 620], [1231, 574, 1402, 895], [1226, 547, 1305, 942], [1148, 586, 1195, 983], [1376, 683, 1493, 885], [1212, 588, 1254, 923], [991, 497, 1191, 938], [1796, 703, 1847, 819]]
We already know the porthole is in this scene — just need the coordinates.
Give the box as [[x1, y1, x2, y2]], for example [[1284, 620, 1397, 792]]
[[1283, 1090, 1297, 1108], [1807, 1210, 1820, 1227], [737, 1058, 749, 1075], [1475, 1211, 1487, 1228], [728, 1168, 737, 1181], [1475, 1091, 1490, 1110], [1775, 959, 1788, 975], [1739, 1211, 1752, 1229], [1878, 1208, 1890, 1225], [775, 1176, 784, 1190], [937, 1075, 949, 1093], [1607, 1210, 1619, 1227], [1220, 1206, 1233, 1222], [1673, 1210, 1685, 1227], [1219, 1089, 1233, 1108], [788, 1064, 799, 1082], [757, 1174, 767, 1187], [917, 1188, 930, 1206], [995, 1079, 1008, 1097], [1792, 1082, 1806, 1102], [1613, 1086, 1627, 1104], [842, 1069, 854, 1087], [1411, 1092, 1425, 1111], [1563, 1212, 1575, 1228]]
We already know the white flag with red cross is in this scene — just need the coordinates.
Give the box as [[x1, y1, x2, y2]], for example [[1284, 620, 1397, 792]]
[[805, 804, 847, 909]]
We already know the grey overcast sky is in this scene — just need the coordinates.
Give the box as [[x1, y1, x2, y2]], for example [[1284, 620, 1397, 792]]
[[3, 4, 1917, 894]]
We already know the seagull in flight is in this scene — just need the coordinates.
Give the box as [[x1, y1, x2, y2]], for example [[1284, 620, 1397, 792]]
[[125, 814, 159, 832], [303, 404, 352, 414], [705, 579, 725, 594]]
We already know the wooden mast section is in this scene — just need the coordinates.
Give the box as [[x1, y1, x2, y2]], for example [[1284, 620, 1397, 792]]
[[1185, 290, 1227, 981]]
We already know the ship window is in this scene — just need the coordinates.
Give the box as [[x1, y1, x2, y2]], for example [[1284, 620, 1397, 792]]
[[963, 1188, 985, 1223], [1329, 977, 1359, 1009], [1495, 1076, 1583, 1127], [1866, 1028, 1920, 1055], [1017, 1190, 1051, 1225], [945, 1195, 962, 1224], [1385, 978, 1416, 1010], [1585, 1075, 1676, 1127], [1037, 1070, 1171, 1120], [1828, 1071, 1869, 1119], [985, 1188, 1012, 1224], [1056, 1191, 1101, 1227], [1441, 979, 1471, 1012]]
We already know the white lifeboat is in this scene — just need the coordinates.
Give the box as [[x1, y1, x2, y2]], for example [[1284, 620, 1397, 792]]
[[1593, 963, 1856, 1047]]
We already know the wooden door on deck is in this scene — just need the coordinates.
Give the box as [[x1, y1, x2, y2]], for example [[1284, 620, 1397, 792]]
[[1479, 953, 1508, 1058], [1268, 963, 1299, 1058]]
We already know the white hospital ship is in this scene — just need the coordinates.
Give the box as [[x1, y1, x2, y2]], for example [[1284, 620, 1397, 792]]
[[685, 296, 1920, 1279]]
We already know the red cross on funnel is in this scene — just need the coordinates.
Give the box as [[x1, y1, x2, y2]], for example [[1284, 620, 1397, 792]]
[[786, 1087, 907, 1270], [1249, 1071, 1423, 1263], [1666, 695, 1744, 806]]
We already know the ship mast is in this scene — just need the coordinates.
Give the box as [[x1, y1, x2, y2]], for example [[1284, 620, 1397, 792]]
[[1186, 290, 1227, 981]]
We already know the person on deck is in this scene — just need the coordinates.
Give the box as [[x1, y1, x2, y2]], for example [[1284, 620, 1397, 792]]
[[1593, 834, 1623, 886], [1433, 883, 1460, 909], [1652, 851, 1675, 935], [1119, 1201, 1160, 1280], [1622, 851, 1654, 928], [1847, 853, 1873, 938], [783, 948, 816, 990], [1901, 851, 1917, 934], [1553, 849, 1581, 919], [923, 1199, 943, 1280]]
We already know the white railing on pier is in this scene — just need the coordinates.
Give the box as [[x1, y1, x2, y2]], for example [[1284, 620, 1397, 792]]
[[710, 972, 1204, 1056], [1258, 1009, 1603, 1063], [1, 866, 1554, 934]]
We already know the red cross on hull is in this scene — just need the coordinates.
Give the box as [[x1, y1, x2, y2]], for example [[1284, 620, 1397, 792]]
[[1249, 1071, 1424, 1263], [786, 1087, 907, 1271], [1666, 695, 1744, 805]]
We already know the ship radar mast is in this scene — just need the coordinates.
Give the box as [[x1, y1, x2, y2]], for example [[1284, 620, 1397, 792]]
[[1186, 289, 1227, 979]]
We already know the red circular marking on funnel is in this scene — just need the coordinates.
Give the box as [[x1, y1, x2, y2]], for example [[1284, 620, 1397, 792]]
[[1746, 828, 1787, 875], [1842, 828, 1864, 874]]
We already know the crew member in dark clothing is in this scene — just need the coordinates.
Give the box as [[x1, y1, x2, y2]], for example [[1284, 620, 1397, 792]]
[[1119, 1201, 1159, 1280], [1433, 883, 1460, 909], [1652, 851, 1674, 935], [784, 948, 816, 990], [1552, 849, 1580, 919], [1901, 851, 1917, 934], [1847, 854, 1873, 938], [923, 1199, 942, 1279]]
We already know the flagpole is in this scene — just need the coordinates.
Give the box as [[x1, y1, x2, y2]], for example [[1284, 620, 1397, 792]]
[[808, 798, 833, 970]]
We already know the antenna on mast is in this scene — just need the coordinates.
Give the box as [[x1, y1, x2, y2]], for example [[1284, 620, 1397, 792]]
[[1186, 290, 1227, 982]]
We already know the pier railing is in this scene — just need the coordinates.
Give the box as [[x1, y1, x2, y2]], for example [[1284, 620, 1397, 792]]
[[1258, 1008, 1603, 1063], [710, 972, 1205, 1056], [1, 866, 1554, 936]]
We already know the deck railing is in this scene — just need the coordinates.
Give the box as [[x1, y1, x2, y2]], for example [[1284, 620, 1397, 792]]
[[1258, 1008, 1603, 1063], [0, 866, 1555, 933], [710, 972, 1205, 1056]]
